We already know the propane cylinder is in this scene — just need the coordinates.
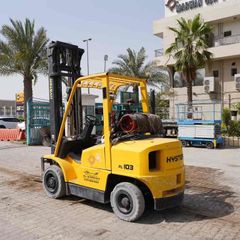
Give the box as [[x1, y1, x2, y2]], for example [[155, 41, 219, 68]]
[[119, 113, 162, 134]]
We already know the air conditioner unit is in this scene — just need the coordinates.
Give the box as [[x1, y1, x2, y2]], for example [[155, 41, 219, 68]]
[[204, 77, 215, 93], [234, 74, 240, 91]]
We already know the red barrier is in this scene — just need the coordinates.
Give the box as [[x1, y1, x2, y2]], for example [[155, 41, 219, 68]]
[[0, 129, 25, 141], [17, 130, 26, 140]]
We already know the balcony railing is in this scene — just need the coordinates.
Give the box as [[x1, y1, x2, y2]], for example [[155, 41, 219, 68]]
[[154, 48, 164, 57], [211, 34, 240, 47]]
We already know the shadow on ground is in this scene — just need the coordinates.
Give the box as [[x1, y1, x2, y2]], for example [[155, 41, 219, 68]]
[[60, 185, 235, 225], [139, 186, 235, 224]]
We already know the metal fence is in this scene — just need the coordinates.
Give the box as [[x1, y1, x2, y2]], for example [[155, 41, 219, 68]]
[[223, 95, 240, 110], [213, 34, 240, 47], [223, 136, 240, 148], [176, 100, 222, 122], [27, 100, 50, 145]]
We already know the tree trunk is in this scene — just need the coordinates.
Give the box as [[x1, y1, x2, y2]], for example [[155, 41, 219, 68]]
[[186, 70, 193, 119], [23, 75, 33, 124]]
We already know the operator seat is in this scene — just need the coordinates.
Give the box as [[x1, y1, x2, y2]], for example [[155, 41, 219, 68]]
[[58, 120, 95, 159]]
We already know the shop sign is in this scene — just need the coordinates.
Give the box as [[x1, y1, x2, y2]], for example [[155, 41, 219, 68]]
[[166, 0, 218, 13]]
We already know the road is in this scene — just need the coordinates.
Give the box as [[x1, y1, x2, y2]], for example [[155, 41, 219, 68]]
[[0, 142, 240, 240]]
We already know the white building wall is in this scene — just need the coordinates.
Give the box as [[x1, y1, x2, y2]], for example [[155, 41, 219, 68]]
[[154, 0, 240, 120]]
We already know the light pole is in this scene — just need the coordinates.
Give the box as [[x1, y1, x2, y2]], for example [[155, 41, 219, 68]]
[[104, 54, 108, 72], [83, 38, 92, 94]]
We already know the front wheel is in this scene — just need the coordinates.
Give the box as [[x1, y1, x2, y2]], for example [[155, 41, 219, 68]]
[[181, 140, 188, 147], [42, 165, 66, 199], [110, 182, 145, 222]]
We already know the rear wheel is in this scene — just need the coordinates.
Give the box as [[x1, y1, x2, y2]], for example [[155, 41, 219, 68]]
[[110, 182, 145, 222], [0, 125, 6, 129], [43, 165, 66, 199], [206, 141, 214, 149]]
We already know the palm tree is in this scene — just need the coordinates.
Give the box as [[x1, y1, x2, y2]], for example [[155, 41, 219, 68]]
[[0, 18, 49, 121], [165, 14, 212, 117], [109, 47, 169, 101]]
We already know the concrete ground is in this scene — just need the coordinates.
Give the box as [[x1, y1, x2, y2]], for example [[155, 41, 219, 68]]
[[0, 142, 240, 240]]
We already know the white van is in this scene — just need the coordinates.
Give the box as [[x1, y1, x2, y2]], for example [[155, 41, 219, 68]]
[[0, 117, 20, 129]]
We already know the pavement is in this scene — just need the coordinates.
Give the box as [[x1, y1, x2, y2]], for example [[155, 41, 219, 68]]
[[0, 142, 240, 240]]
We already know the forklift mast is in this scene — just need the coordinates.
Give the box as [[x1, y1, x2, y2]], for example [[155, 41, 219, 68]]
[[48, 41, 84, 153]]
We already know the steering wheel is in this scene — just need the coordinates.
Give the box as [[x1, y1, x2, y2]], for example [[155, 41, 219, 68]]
[[85, 115, 100, 126]]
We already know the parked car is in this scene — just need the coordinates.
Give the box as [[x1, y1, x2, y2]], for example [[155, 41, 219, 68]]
[[0, 117, 20, 129]]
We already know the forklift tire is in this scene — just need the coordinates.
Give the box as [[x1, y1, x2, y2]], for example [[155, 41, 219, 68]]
[[110, 182, 145, 222], [43, 165, 66, 199]]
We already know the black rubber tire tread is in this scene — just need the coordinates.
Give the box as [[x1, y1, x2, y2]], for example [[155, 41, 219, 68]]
[[42, 165, 66, 199], [110, 182, 145, 222]]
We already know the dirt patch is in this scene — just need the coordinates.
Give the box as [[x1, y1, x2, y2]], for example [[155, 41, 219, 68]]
[[185, 165, 225, 190], [184, 165, 236, 220], [0, 166, 42, 192]]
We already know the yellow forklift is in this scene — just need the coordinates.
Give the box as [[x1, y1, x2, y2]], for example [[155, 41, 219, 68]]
[[41, 42, 185, 222]]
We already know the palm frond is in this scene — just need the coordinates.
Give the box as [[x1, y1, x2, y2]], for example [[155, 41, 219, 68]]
[[0, 18, 49, 83], [166, 14, 212, 72], [110, 47, 169, 88]]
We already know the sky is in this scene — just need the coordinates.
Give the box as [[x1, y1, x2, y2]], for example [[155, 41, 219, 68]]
[[0, 0, 164, 100]]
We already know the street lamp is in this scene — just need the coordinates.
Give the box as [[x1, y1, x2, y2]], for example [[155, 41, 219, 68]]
[[104, 54, 108, 72], [83, 38, 92, 94]]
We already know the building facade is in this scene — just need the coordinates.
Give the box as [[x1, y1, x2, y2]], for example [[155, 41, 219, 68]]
[[0, 100, 16, 117], [153, 0, 240, 120]]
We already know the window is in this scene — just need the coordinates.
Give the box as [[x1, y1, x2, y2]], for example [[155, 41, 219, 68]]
[[84, 106, 94, 116], [0, 118, 20, 122], [224, 31, 232, 37], [173, 68, 205, 88], [213, 70, 219, 78], [231, 68, 237, 76], [195, 68, 205, 86], [5, 107, 11, 116], [95, 107, 103, 115], [173, 71, 184, 88]]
